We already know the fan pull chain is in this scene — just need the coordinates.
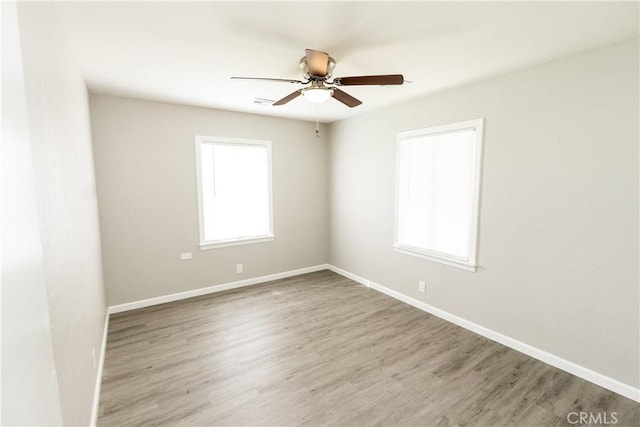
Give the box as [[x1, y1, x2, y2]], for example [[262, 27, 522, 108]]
[[315, 105, 320, 138]]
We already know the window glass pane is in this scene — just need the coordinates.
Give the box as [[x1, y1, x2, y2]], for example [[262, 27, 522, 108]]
[[200, 143, 270, 242], [398, 128, 475, 260]]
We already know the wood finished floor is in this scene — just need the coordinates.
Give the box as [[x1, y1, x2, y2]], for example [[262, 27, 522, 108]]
[[98, 270, 639, 426]]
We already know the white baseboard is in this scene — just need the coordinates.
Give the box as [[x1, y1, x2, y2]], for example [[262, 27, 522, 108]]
[[90, 311, 109, 426], [108, 264, 329, 314], [327, 265, 372, 287], [327, 264, 640, 403]]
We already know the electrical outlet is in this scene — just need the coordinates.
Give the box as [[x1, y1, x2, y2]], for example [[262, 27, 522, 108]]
[[180, 252, 192, 260], [236, 264, 243, 274], [418, 280, 426, 293]]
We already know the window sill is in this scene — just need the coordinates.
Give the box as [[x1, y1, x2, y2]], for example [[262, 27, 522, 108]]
[[200, 235, 275, 250], [392, 245, 477, 272]]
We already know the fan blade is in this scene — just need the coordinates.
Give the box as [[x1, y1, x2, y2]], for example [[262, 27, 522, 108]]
[[332, 88, 362, 108], [231, 77, 304, 84], [305, 49, 330, 77], [273, 90, 302, 106], [334, 74, 404, 86]]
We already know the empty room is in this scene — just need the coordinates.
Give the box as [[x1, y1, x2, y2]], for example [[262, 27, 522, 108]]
[[3, 1, 639, 426]]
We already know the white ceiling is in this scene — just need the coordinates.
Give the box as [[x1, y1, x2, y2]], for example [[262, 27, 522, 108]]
[[56, 1, 639, 123]]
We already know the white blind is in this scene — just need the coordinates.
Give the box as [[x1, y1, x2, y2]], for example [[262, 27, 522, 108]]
[[397, 128, 476, 260], [200, 142, 270, 242]]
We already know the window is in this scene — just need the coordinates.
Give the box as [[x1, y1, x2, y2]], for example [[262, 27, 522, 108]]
[[394, 119, 484, 271], [195, 136, 274, 249]]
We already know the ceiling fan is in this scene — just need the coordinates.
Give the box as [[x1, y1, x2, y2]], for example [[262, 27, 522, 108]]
[[231, 49, 404, 108]]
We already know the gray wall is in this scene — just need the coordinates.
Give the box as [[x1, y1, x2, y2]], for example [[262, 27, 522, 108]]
[[90, 95, 329, 305], [328, 39, 639, 389], [3, 2, 108, 425]]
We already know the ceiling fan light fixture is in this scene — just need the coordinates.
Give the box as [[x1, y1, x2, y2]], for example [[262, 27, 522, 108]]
[[302, 87, 333, 104]]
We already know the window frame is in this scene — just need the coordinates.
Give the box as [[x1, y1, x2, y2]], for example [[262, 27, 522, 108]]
[[393, 118, 484, 272], [194, 135, 275, 250]]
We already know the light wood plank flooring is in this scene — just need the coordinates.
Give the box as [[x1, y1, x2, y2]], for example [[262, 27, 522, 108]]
[[98, 270, 639, 426]]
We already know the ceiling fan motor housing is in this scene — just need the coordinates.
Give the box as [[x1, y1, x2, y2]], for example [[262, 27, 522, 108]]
[[299, 55, 335, 79]]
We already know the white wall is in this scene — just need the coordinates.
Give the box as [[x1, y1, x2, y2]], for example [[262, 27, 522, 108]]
[[328, 39, 639, 389], [2, 2, 108, 425], [1, 2, 63, 424], [90, 95, 329, 305]]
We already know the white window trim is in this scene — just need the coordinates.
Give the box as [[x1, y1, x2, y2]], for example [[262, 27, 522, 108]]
[[194, 135, 275, 250], [393, 118, 484, 272]]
